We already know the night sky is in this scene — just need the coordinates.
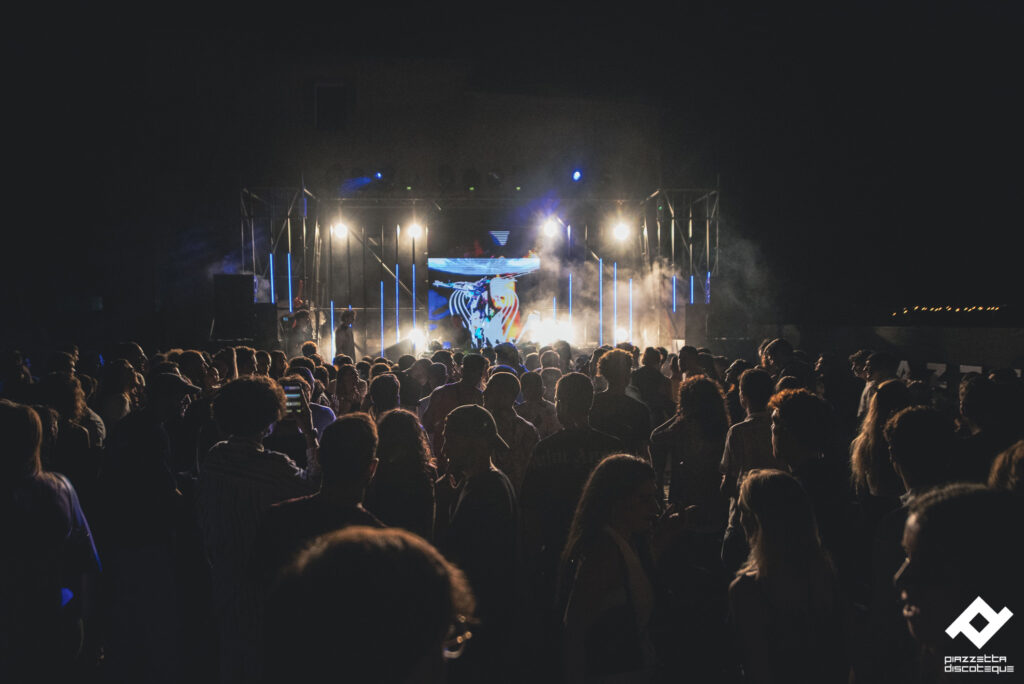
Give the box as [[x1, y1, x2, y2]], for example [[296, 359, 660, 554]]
[[6, 3, 1022, 346]]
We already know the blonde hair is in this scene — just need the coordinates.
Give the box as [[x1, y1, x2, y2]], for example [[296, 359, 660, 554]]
[[850, 378, 910, 496]]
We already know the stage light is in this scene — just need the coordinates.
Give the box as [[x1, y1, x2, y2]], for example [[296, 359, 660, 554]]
[[375, 172, 383, 180], [332, 223, 348, 238], [409, 328, 427, 351], [542, 218, 558, 237], [613, 223, 630, 241], [407, 223, 423, 240], [615, 327, 629, 343], [572, 170, 582, 182]]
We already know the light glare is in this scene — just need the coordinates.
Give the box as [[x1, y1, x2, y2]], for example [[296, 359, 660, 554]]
[[613, 223, 629, 241], [407, 223, 423, 240], [332, 223, 348, 238]]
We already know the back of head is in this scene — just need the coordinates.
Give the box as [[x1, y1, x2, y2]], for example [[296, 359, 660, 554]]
[[866, 350, 899, 379], [369, 374, 400, 413], [597, 348, 632, 386], [521, 370, 543, 401], [541, 350, 561, 368], [213, 376, 284, 438], [300, 341, 319, 358], [641, 347, 660, 367], [739, 468, 827, 578], [265, 526, 475, 684], [36, 372, 85, 422], [0, 400, 42, 483], [563, 454, 654, 564], [288, 356, 316, 375], [770, 389, 830, 457], [907, 484, 1022, 617], [461, 353, 487, 384], [319, 413, 378, 486], [884, 406, 954, 488], [677, 375, 730, 441], [960, 374, 1015, 431], [494, 342, 518, 366], [739, 368, 773, 413], [989, 440, 1024, 494], [484, 371, 520, 410], [427, 362, 448, 387], [398, 355, 416, 372], [555, 372, 594, 421], [376, 409, 430, 469]]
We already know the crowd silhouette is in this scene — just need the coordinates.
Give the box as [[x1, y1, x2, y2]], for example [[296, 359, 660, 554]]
[[1, 334, 1022, 683]]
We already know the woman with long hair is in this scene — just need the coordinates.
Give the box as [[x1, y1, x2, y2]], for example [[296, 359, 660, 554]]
[[558, 454, 663, 683], [93, 358, 137, 429], [363, 408, 436, 541], [850, 378, 911, 498], [651, 375, 731, 532], [1, 400, 101, 681], [729, 468, 847, 683]]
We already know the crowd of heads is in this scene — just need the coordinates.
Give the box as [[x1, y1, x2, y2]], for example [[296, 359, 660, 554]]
[[1, 330, 1022, 682]]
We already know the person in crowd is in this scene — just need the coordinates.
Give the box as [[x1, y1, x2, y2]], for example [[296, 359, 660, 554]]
[[815, 351, 864, 440], [848, 349, 872, 382], [363, 408, 437, 541], [423, 353, 487, 467], [631, 347, 675, 428], [989, 439, 1024, 493], [334, 363, 365, 415], [515, 370, 560, 440], [335, 309, 357, 359], [857, 350, 899, 421], [520, 373, 623, 671], [858, 406, 955, 684], [1, 400, 101, 682], [729, 468, 847, 683], [768, 389, 849, 579], [541, 366, 562, 402], [525, 352, 541, 372], [494, 342, 524, 374], [552, 340, 573, 374], [719, 368, 776, 575], [722, 359, 754, 426], [212, 347, 238, 383], [268, 350, 287, 380], [95, 372, 199, 683], [417, 362, 449, 419], [483, 371, 539, 493], [850, 378, 911, 499], [438, 404, 518, 681], [196, 376, 320, 683], [111, 341, 148, 376], [235, 346, 257, 377], [93, 358, 137, 429], [952, 374, 1021, 482], [368, 372, 401, 419], [652, 375, 730, 532], [676, 345, 704, 380], [895, 484, 1022, 678], [263, 526, 475, 684], [399, 356, 429, 409], [254, 412, 383, 587], [255, 349, 271, 375], [558, 455, 666, 683], [36, 372, 98, 506], [590, 348, 651, 460], [284, 365, 336, 435]]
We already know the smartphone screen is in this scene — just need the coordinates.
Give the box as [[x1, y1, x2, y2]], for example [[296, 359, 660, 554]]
[[281, 382, 303, 414]]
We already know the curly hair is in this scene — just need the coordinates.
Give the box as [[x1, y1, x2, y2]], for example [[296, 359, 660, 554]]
[[676, 375, 730, 442], [377, 408, 433, 470], [213, 376, 285, 437]]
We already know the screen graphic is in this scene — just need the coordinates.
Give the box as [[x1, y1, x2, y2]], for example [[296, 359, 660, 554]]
[[428, 257, 540, 347]]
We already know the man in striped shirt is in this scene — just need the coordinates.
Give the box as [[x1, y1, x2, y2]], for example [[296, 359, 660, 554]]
[[196, 376, 320, 684]]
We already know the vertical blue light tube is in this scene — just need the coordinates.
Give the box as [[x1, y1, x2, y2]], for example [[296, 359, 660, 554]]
[[672, 275, 677, 312], [330, 302, 336, 357], [568, 271, 573, 326], [598, 259, 604, 346], [269, 253, 276, 304], [690, 275, 695, 305], [395, 264, 400, 344], [629, 278, 633, 343], [287, 252, 293, 313], [706, 271, 711, 305], [380, 281, 385, 357], [553, 296, 557, 321], [412, 263, 417, 328], [613, 262, 618, 345]]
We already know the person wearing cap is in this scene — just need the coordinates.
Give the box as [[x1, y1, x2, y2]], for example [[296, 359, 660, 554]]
[[438, 404, 518, 680], [423, 353, 488, 469], [94, 371, 200, 681]]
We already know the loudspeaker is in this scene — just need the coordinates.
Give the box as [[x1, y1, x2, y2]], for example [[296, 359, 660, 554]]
[[253, 303, 281, 350], [213, 274, 254, 340]]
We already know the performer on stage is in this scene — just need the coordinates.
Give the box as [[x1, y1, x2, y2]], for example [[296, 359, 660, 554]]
[[335, 309, 356, 359]]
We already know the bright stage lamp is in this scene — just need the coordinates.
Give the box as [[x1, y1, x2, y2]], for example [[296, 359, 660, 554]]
[[613, 223, 630, 241], [409, 328, 427, 350], [332, 223, 348, 238], [542, 218, 558, 237], [407, 223, 423, 240], [615, 327, 629, 343]]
